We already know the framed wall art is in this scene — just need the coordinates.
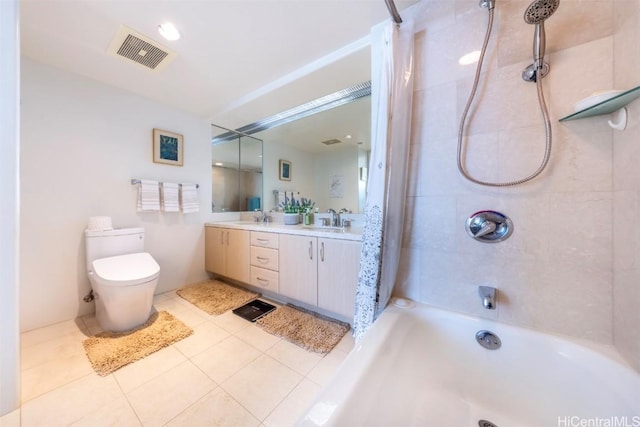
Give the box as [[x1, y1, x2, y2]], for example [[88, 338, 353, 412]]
[[153, 128, 183, 166], [279, 159, 291, 181]]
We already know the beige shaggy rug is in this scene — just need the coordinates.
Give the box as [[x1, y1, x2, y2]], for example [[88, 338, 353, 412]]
[[256, 305, 350, 354], [176, 279, 259, 315], [83, 311, 193, 376]]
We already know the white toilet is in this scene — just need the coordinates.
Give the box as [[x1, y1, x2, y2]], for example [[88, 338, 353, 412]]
[[85, 227, 160, 332]]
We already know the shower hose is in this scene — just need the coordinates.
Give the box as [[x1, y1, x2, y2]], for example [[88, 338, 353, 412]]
[[457, 6, 552, 187]]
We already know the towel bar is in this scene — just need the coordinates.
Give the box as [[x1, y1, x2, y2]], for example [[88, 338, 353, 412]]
[[130, 179, 199, 189]]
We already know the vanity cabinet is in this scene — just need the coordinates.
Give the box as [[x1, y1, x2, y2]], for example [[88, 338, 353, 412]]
[[317, 238, 361, 319], [278, 234, 318, 306], [249, 231, 279, 293], [279, 234, 361, 318], [205, 227, 250, 283], [205, 223, 361, 322]]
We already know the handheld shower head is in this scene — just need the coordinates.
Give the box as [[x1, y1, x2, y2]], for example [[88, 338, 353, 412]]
[[522, 0, 560, 82], [524, 0, 560, 24]]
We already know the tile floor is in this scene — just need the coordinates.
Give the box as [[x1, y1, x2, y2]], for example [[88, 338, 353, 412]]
[[2, 291, 354, 427]]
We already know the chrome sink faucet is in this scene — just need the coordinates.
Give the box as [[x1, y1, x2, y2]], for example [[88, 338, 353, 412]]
[[479, 286, 496, 310], [327, 208, 338, 227], [253, 211, 271, 223]]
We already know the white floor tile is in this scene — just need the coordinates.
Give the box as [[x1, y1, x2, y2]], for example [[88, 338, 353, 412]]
[[173, 320, 230, 358], [169, 307, 209, 329], [211, 311, 252, 334], [222, 354, 303, 421], [21, 374, 122, 427], [113, 345, 188, 393], [17, 307, 338, 427], [165, 387, 260, 427], [265, 340, 323, 376], [21, 352, 94, 402], [0, 408, 20, 427], [235, 324, 281, 352], [21, 328, 88, 371], [126, 361, 215, 426], [21, 319, 86, 349], [68, 395, 141, 427], [191, 336, 262, 384], [334, 332, 355, 353], [264, 379, 321, 427], [306, 349, 349, 386]]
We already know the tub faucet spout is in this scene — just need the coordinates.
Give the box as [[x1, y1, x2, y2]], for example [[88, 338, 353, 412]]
[[479, 286, 496, 310]]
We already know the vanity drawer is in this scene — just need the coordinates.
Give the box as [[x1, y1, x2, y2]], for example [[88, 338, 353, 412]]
[[250, 231, 279, 249], [250, 266, 279, 292], [250, 246, 279, 271]]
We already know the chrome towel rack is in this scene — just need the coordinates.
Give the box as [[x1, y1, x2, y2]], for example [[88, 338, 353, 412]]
[[130, 179, 199, 188]]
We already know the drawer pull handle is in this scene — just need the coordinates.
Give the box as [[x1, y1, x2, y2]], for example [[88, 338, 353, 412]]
[[256, 256, 269, 263], [256, 238, 269, 243], [256, 277, 269, 284]]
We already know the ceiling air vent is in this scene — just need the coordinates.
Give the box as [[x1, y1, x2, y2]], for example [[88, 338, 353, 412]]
[[321, 139, 342, 146], [107, 25, 176, 71]]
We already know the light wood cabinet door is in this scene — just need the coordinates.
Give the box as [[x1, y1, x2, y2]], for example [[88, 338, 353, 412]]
[[279, 234, 318, 305], [205, 226, 225, 275], [225, 228, 250, 283], [317, 238, 361, 319], [205, 227, 249, 283]]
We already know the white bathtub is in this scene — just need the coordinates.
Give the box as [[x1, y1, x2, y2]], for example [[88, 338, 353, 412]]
[[298, 300, 640, 427]]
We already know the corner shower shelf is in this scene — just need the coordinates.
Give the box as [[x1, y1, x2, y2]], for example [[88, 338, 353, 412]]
[[559, 85, 640, 131]]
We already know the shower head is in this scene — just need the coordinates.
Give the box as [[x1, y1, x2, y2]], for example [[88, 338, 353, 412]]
[[524, 0, 560, 24], [522, 0, 559, 82]]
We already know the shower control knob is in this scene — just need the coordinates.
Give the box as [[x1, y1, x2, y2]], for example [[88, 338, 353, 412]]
[[465, 211, 513, 243]]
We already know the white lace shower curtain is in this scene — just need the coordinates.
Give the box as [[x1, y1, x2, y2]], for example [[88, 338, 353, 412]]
[[353, 19, 414, 339]]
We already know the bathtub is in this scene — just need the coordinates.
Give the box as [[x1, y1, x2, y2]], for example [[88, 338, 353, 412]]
[[298, 300, 640, 427]]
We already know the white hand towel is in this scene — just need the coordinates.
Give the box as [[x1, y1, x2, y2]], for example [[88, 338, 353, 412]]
[[137, 180, 160, 212], [180, 183, 199, 213], [161, 182, 180, 212]]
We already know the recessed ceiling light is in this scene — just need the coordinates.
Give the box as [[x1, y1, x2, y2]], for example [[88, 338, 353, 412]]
[[459, 50, 480, 65], [158, 23, 180, 41], [214, 162, 223, 166], [345, 134, 352, 139]]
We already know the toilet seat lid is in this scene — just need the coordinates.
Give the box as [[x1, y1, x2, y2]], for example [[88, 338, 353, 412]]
[[92, 252, 160, 287]]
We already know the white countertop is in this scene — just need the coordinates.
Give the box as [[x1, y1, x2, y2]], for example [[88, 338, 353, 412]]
[[205, 220, 363, 241]]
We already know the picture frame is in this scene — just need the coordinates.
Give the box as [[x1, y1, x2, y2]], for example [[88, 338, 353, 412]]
[[153, 128, 183, 166], [279, 159, 291, 181]]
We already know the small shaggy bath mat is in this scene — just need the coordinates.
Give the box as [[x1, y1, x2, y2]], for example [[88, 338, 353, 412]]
[[82, 311, 193, 376], [256, 304, 350, 354], [176, 279, 259, 315]]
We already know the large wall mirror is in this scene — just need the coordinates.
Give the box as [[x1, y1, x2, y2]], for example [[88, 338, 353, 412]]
[[211, 125, 263, 212], [211, 85, 370, 214]]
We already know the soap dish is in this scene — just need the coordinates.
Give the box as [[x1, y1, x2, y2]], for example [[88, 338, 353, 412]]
[[574, 90, 626, 112]]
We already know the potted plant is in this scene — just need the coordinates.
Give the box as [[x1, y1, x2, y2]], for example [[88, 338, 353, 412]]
[[299, 198, 315, 225], [280, 195, 301, 225]]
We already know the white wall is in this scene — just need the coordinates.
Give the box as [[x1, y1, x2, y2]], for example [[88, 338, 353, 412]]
[[262, 140, 315, 211], [20, 58, 211, 332], [314, 147, 359, 213], [0, 0, 21, 416], [396, 1, 619, 345]]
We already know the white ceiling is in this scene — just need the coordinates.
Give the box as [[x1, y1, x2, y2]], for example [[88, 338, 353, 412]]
[[20, 0, 418, 128]]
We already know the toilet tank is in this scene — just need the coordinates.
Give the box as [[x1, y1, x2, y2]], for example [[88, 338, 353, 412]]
[[85, 227, 145, 273]]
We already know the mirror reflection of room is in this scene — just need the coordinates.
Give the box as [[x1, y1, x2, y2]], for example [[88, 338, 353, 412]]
[[211, 125, 263, 213], [211, 87, 370, 214]]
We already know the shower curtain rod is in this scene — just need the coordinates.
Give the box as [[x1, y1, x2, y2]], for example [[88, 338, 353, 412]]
[[384, 0, 403, 24]]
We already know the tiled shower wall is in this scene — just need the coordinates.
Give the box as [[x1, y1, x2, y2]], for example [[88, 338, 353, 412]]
[[396, 0, 639, 369], [613, 1, 640, 371]]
